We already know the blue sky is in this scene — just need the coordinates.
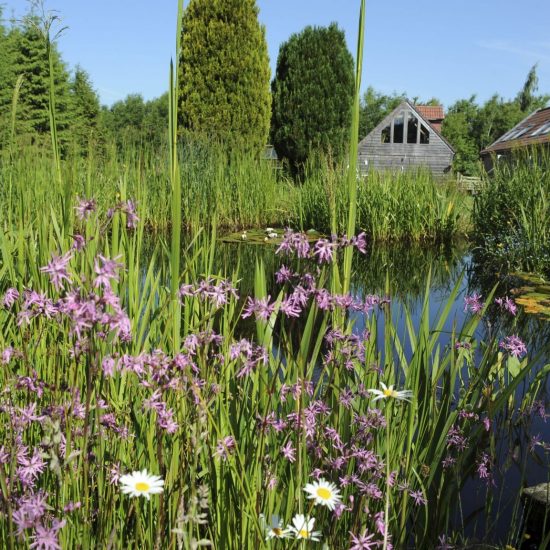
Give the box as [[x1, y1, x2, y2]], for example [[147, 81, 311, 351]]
[[2, 0, 549, 109]]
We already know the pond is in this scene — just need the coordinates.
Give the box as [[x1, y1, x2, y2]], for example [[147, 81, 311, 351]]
[[211, 237, 550, 547]]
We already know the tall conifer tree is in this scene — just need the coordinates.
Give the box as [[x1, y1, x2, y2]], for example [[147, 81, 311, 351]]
[[178, 0, 271, 153], [271, 24, 354, 173], [70, 66, 100, 150], [7, 18, 71, 147]]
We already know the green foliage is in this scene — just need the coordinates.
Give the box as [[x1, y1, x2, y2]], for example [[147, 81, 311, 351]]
[[178, 0, 271, 153], [271, 23, 354, 173], [69, 66, 100, 150], [441, 96, 481, 175], [473, 148, 550, 276], [100, 93, 169, 150]]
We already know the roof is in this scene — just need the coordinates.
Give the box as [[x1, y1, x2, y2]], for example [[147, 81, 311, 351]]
[[414, 105, 445, 121], [262, 145, 279, 161], [481, 106, 550, 155]]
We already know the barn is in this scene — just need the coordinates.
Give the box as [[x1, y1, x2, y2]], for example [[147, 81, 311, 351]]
[[480, 106, 550, 172], [358, 100, 454, 176]]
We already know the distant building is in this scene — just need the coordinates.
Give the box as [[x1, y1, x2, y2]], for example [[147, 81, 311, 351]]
[[480, 106, 550, 171], [358, 101, 454, 176], [262, 144, 282, 169]]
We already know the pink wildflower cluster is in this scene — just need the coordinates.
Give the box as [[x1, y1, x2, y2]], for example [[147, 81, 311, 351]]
[[179, 278, 239, 308], [499, 335, 527, 358], [495, 295, 517, 316], [276, 229, 367, 264]]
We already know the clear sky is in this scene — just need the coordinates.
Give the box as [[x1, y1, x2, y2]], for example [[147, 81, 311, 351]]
[[2, 0, 549, 109]]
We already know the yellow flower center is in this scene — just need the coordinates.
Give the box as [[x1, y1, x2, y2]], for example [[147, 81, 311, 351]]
[[298, 529, 309, 538], [317, 487, 332, 500], [383, 388, 396, 397], [272, 527, 283, 536], [135, 482, 150, 492]]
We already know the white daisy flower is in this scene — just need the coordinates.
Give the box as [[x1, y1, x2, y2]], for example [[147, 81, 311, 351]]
[[369, 382, 412, 402], [304, 478, 342, 510], [119, 469, 164, 500], [260, 514, 290, 540], [287, 514, 321, 541]]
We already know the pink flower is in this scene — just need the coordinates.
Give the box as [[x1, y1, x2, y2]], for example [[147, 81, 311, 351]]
[[40, 251, 73, 290], [75, 197, 96, 221], [499, 335, 527, 358], [280, 440, 296, 463]]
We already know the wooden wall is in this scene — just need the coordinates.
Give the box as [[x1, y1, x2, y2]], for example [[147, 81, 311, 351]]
[[358, 102, 454, 176]]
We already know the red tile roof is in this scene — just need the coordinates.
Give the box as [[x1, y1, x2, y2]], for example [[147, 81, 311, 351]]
[[481, 107, 550, 154], [414, 105, 445, 121]]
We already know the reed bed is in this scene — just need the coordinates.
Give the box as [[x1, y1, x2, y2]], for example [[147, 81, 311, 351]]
[[0, 141, 471, 243], [474, 147, 550, 277]]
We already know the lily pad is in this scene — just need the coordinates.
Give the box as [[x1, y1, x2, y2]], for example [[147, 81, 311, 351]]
[[510, 273, 550, 320], [220, 228, 323, 245]]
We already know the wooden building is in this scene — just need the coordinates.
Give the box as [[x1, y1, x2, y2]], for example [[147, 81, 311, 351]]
[[358, 101, 454, 176], [481, 106, 550, 172]]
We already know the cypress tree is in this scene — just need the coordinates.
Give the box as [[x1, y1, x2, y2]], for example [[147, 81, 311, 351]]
[[271, 24, 354, 172], [178, 0, 271, 153]]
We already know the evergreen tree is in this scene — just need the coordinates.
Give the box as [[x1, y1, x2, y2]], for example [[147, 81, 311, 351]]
[[69, 66, 100, 150], [178, 0, 271, 153], [6, 17, 72, 147], [271, 23, 354, 173], [0, 10, 16, 145]]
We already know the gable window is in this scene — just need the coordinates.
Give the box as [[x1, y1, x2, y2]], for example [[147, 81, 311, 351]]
[[407, 115, 418, 144], [381, 124, 391, 143], [380, 110, 430, 144], [420, 123, 430, 144], [393, 112, 404, 143]]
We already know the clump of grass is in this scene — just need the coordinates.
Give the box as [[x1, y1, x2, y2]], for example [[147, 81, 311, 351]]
[[474, 147, 550, 277], [297, 164, 468, 242]]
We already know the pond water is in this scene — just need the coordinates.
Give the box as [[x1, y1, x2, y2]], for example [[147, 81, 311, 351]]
[[211, 238, 550, 547]]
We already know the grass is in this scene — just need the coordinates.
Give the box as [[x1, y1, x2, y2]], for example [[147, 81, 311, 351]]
[[0, 141, 472, 244], [474, 146, 550, 277]]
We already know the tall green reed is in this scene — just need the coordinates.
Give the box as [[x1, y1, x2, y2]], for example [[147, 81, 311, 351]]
[[474, 147, 550, 276]]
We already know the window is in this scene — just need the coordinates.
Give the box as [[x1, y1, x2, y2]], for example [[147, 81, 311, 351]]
[[393, 112, 404, 143], [381, 109, 430, 144], [381, 124, 391, 143], [503, 125, 533, 141], [420, 123, 430, 144], [531, 122, 550, 137], [407, 114, 418, 143]]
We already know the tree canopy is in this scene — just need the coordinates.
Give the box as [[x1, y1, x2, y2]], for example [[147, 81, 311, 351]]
[[0, 9, 100, 152]]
